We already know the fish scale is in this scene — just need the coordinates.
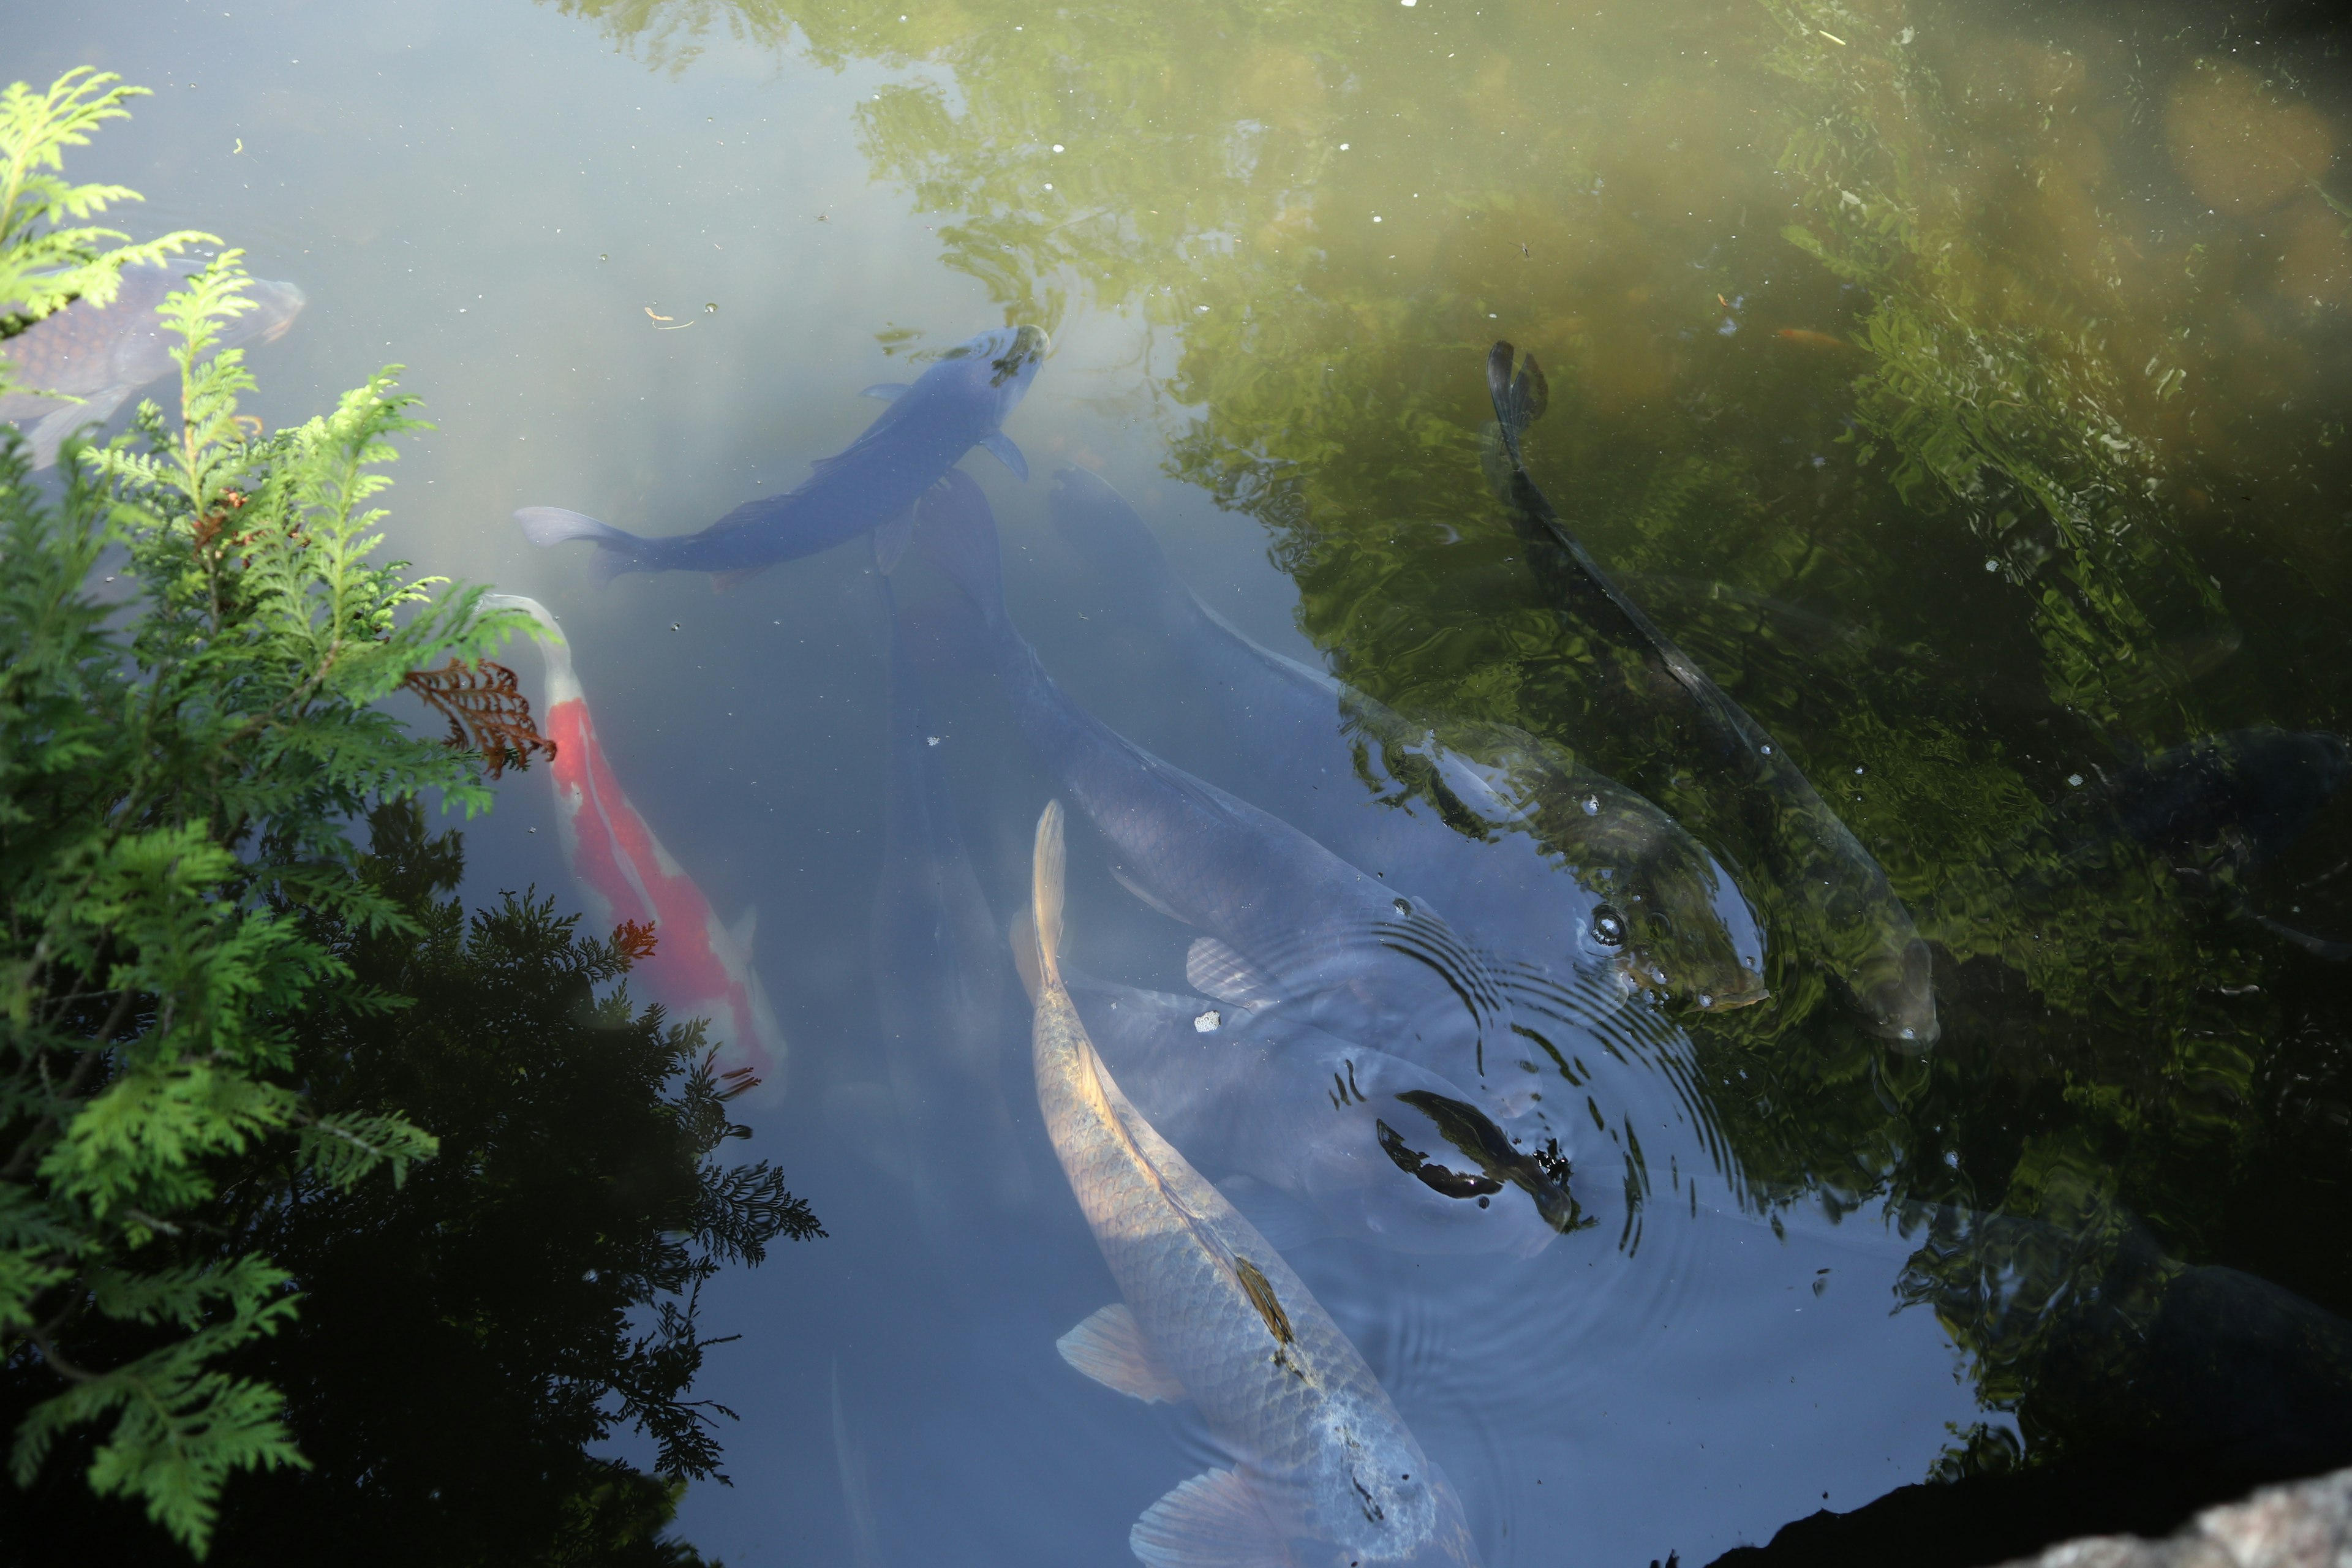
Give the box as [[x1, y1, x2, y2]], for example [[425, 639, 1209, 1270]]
[[1028, 801, 1480, 1567]]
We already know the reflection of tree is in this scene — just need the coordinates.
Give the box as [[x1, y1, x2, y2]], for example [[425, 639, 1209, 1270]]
[[1, 802, 820, 1564], [550, 0, 2352, 1490]]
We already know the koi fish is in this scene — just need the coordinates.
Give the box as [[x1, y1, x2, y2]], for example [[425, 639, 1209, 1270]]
[[911, 469, 1532, 1121], [1, 255, 305, 468], [514, 324, 1047, 589], [1485, 341, 1937, 1046], [1047, 465, 1768, 1018], [1025, 800, 1483, 1568], [483, 594, 787, 1098]]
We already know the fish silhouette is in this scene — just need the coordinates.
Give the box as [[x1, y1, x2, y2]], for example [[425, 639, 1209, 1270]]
[[483, 594, 786, 1098], [1025, 800, 1483, 1568], [515, 324, 1047, 589]]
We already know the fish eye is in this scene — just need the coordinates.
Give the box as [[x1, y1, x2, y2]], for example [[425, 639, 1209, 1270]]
[[1591, 905, 1626, 947]]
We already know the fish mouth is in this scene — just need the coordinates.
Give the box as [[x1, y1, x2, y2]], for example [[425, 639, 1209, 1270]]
[[1615, 949, 1770, 1013], [256, 281, 307, 342], [990, 322, 1050, 383], [1856, 939, 1939, 1049]]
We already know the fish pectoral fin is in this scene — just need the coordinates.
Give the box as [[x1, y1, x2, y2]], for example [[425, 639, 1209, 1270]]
[[979, 430, 1030, 481], [872, 509, 916, 574], [859, 382, 912, 401], [1185, 937, 1283, 1008], [1057, 1304, 1188, 1404], [1109, 865, 1191, 925], [1131, 1468, 1293, 1568], [27, 385, 130, 469]]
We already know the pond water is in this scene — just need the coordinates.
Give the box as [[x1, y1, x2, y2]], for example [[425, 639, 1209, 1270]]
[[15, 0, 2352, 1561]]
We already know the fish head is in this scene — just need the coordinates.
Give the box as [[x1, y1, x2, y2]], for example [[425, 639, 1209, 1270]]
[[1558, 782, 1770, 1015], [931, 323, 1049, 421], [1852, 937, 1939, 1049], [231, 276, 307, 347]]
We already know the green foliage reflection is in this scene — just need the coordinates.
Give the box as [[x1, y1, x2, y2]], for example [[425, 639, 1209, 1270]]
[[556, 0, 2352, 1479]]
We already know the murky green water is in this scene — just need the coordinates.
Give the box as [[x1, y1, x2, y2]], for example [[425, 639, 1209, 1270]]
[[13, 0, 2352, 1561]]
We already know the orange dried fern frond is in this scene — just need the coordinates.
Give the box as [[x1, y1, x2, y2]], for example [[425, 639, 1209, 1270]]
[[399, 659, 557, 779]]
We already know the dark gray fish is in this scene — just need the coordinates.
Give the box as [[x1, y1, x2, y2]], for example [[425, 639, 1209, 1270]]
[[865, 566, 1031, 1218], [1048, 466, 1768, 1021], [1, 255, 306, 468], [913, 467, 1532, 1117], [2051, 728, 2350, 957], [516, 324, 1047, 587], [1485, 341, 1937, 1046], [1052, 962, 1586, 1257]]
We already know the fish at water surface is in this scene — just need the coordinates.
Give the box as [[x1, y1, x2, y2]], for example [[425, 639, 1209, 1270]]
[[1483, 341, 1939, 1047], [1047, 465, 1768, 1020], [514, 325, 1048, 589], [1025, 801, 1483, 1568], [911, 467, 1534, 1122], [483, 595, 788, 1099], [1052, 962, 1587, 1257], [1, 255, 306, 468]]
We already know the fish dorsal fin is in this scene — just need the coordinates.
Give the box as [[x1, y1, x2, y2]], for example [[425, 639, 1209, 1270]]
[[711, 564, 775, 594], [872, 508, 915, 575], [1185, 937, 1281, 1008], [860, 382, 911, 401], [1109, 865, 1189, 924], [1057, 1304, 1187, 1404], [1131, 1468, 1292, 1568], [979, 430, 1029, 481], [726, 905, 758, 954]]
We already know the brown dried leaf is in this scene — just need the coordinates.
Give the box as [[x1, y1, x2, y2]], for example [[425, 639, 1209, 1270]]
[[399, 659, 557, 779]]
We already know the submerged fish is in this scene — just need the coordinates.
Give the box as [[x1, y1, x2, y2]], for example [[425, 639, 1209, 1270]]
[[1, 255, 306, 468], [484, 594, 787, 1097], [514, 324, 1047, 588], [913, 468, 1530, 1117], [1484, 341, 1937, 1046], [1050, 962, 1586, 1257], [1025, 801, 1483, 1568], [2057, 727, 2350, 957], [867, 566, 1030, 1211], [1048, 466, 1767, 1018]]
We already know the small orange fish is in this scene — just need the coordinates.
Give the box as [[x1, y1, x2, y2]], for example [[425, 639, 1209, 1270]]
[[1774, 328, 1850, 350]]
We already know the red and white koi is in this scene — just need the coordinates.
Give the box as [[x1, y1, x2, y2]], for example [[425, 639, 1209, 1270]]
[[484, 594, 787, 1101]]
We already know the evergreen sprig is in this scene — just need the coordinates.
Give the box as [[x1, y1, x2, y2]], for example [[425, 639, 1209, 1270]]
[[0, 73, 521, 1556], [0, 69, 209, 373]]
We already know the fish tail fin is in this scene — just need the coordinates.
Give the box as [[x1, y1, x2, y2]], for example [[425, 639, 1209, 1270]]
[[514, 507, 654, 585], [1031, 800, 1066, 990], [913, 468, 1009, 635], [1485, 339, 1550, 469]]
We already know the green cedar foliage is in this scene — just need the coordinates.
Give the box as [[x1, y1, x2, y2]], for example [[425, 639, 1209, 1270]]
[[5, 800, 820, 1566], [0, 65, 723, 1556], [0, 70, 210, 349]]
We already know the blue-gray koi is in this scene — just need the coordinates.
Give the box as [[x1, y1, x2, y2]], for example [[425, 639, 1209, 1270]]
[[515, 324, 1047, 587]]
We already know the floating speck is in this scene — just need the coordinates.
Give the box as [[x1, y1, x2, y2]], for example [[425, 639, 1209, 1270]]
[[1372, 214, 1382, 223], [704, 301, 717, 314], [1581, 794, 1599, 816], [1984, 559, 1999, 572], [2067, 773, 2084, 786], [671, 623, 682, 631], [598, 252, 608, 262], [1340, 142, 1350, 150], [1698, 993, 1714, 1008], [1052, 143, 1064, 152], [1194, 1009, 1223, 1033], [926, 736, 941, 747], [1760, 743, 1774, 755]]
